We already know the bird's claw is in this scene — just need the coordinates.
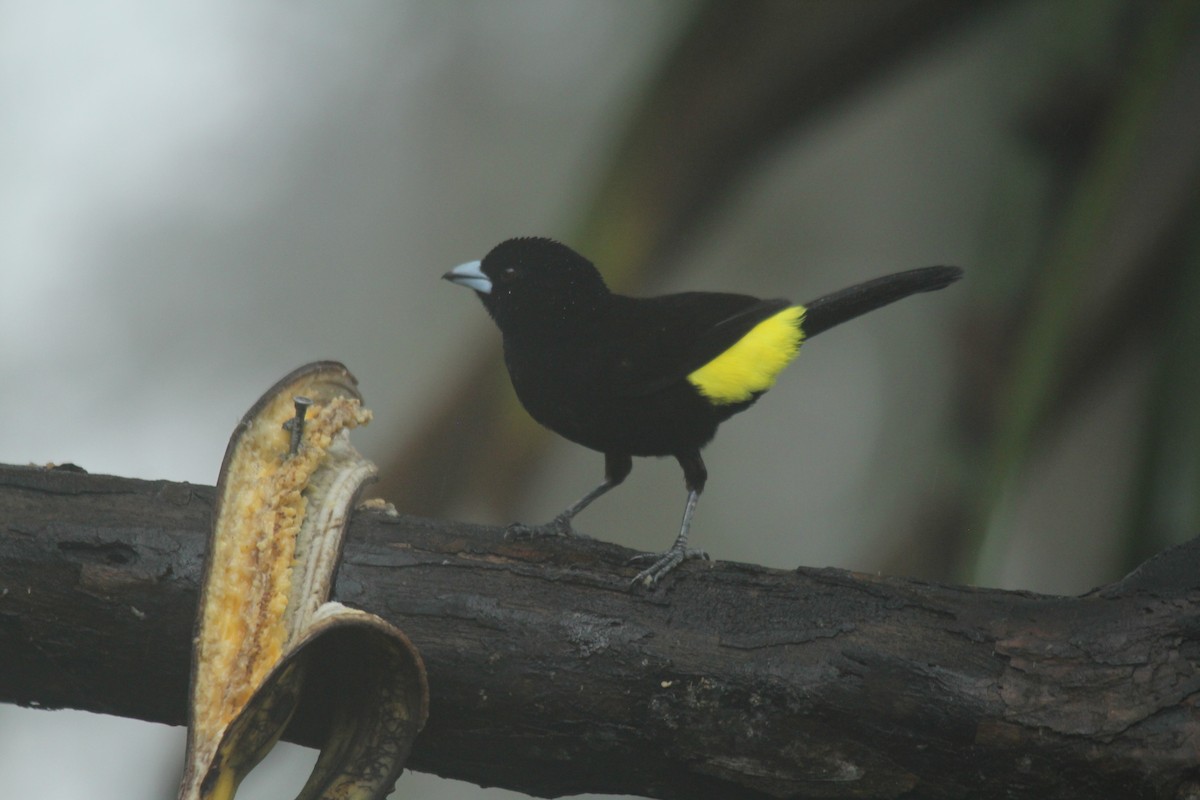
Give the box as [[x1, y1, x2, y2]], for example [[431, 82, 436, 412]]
[[627, 546, 708, 588], [505, 515, 590, 540]]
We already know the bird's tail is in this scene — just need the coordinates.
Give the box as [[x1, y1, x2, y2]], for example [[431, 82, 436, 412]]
[[801, 266, 962, 338]]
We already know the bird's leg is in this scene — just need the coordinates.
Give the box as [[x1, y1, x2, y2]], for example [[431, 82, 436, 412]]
[[507, 452, 632, 539], [509, 479, 612, 539], [629, 451, 710, 587]]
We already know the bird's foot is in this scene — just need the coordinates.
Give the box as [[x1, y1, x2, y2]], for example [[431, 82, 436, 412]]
[[627, 545, 708, 588], [505, 514, 591, 540]]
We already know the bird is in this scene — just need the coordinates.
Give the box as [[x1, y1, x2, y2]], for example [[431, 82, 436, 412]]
[[443, 237, 962, 586]]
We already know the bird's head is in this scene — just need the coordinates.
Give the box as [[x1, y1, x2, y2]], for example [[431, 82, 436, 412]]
[[443, 237, 610, 335]]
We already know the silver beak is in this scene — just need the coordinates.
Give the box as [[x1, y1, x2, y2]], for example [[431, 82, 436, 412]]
[[442, 260, 492, 294]]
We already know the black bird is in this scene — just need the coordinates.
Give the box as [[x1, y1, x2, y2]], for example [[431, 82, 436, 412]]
[[444, 237, 961, 586]]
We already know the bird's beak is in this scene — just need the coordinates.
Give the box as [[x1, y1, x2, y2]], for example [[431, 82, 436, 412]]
[[442, 260, 492, 294]]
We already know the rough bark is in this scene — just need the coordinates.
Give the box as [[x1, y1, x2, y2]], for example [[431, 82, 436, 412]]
[[1, 463, 1198, 799]]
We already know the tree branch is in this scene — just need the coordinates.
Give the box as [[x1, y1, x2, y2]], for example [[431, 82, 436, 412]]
[[1, 463, 1197, 799]]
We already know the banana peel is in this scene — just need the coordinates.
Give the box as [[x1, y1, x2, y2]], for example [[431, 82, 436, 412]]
[[178, 362, 428, 800]]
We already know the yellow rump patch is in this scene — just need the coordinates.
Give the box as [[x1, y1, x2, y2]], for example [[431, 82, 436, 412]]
[[687, 305, 806, 405]]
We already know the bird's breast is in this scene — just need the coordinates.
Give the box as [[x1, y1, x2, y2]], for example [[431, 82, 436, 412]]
[[500, 333, 723, 457]]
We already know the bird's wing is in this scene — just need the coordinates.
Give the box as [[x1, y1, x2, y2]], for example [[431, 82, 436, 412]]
[[605, 293, 793, 398]]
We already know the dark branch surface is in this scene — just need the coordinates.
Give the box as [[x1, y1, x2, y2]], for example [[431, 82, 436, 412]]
[[2, 463, 1198, 799]]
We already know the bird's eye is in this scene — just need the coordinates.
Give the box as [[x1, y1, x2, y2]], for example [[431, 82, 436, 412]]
[[496, 266, 518, 284]]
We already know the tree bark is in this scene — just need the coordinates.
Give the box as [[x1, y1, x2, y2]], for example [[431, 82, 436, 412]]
[[1, 463, 1197, 799]]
